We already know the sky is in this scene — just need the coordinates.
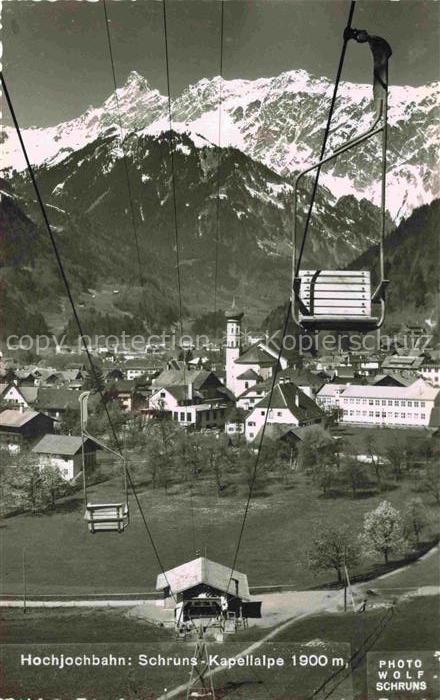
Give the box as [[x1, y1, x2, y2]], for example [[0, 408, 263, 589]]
[[1, 0, 439, 128]]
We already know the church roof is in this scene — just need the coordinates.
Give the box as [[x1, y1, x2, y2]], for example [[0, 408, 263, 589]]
[[235, 344, 276, 366], [236, 369, 262, 380], [225, 298, 244, 320]]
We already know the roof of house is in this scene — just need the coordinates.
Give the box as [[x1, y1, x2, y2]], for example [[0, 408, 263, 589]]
[[254, 383, 324, 421], [0, 383, 9, 396], [156, 557, 250, 599], [36, 388, 82, 411], [59, 369, 82, 382], [18, 386, 39, 403], [32, 433, 99, 456], [236, 369, 262, 381], [382, 355, 424, 369], [238, 378, 273, 399], [123, 358, 163, 369], [277, 367, 325, 388], [235, 344, 276, 366], [166, 385, 204, 402], [368, 373, 415, 387], [153, 368, 218, 390], [340, 378, 439, 401], [317, 383, 348, 397], [0, 409, 48, 428], [254, 423, 327, 445]]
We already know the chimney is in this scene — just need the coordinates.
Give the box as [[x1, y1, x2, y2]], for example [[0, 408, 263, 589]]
[[187, 382, 193, 402], [295, 392, 299, 407]]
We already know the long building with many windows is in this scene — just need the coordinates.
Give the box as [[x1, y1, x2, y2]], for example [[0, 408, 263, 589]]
[[339, 378, 440, 428]]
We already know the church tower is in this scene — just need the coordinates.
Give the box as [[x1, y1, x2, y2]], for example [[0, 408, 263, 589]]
[[225, 299, 244, 396]]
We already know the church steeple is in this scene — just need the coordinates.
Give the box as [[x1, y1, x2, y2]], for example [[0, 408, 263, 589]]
[[225, 299, 243, 395]]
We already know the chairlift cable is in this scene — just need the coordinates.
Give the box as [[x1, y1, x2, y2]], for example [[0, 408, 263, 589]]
[[102, 0, 150, 322], [162, 0, 186, 363], [226, 0, 357, 594], [0, 72, 176, 603], [213, 0, 225, 336], [295, 0, 356, 275]]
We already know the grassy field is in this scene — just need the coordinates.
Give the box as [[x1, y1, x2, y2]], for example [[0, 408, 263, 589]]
[[2, 595, 437, 699], [1, 468, 438, 596]]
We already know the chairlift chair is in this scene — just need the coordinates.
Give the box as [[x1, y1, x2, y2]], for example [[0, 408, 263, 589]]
[[79, 391, 130, 534], [85, 502, 129, 533], [292, 29, 392, 332]]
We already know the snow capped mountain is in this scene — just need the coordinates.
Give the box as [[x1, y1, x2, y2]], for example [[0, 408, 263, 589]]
[[2, 69, 438, 220]]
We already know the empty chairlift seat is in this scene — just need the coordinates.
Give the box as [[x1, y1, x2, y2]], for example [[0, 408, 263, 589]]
[[294, 270, 382, 331], [85, 502, 129, 533]]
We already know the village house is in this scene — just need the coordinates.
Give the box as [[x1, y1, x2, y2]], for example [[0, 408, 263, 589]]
[[316, 383, 348, 411], [224, 406, 247, 438], [245, 382, 324, 442], [15, 366, 61, 387], [368, 373, 415, 388], [149, 380, 233, 430], [105, 380, 146, 413], [236, 378, 273, 412], [276, 368, 325, 398], [103, 366, 125, 383], [0, 382, 35, 410], [122, 358, 163, 381], [0, 409, 55, 451], [31, 434, 101, 481], [382, 354, 425, 374], [36, 388, 82, 425], [339, 378, 440, 428], [418, 360, 440, 387]]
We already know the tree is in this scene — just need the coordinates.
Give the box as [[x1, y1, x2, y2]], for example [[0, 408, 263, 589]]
[[385, 439, 407, 481], [359, 500, 406, 564], [40, 465, 69, 507], [403, 497, 429, 546], [59, 407, 81, 435], [312, 462, 338, 497], [144, 407, 179, 491], [342, 458, 369, 498], [364, 433, 384, 489], [199, 434, 232, 495], [82, 363, 105, 395], [2, 458, 51, 514], [308, 526, 360, 584], [298, 426, 337, 472], [421, 463, 440, 505]]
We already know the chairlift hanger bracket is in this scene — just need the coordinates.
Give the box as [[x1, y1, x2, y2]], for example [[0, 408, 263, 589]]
[[291, 28, 392, 333]]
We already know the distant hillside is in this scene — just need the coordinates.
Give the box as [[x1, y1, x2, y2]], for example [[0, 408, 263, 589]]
[[262, 199, 439, 333], [5, 128, 388, 331], [350, 199, 439, 328]]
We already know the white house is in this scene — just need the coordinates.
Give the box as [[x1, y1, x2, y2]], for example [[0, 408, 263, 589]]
[[418, 362, 440, 388], [245, 382, 324, 442], [316, 384, 348, 411], [149, 384, 230, 430], [236, 379, 273, 411], [339, 378, 440, 428], [31, 434, 100, 481], [0, 383, 34, 410]]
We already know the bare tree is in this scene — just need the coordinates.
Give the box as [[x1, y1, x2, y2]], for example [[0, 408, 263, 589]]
[[404, 497, 429, 546], [308, 526, 360, 584]]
